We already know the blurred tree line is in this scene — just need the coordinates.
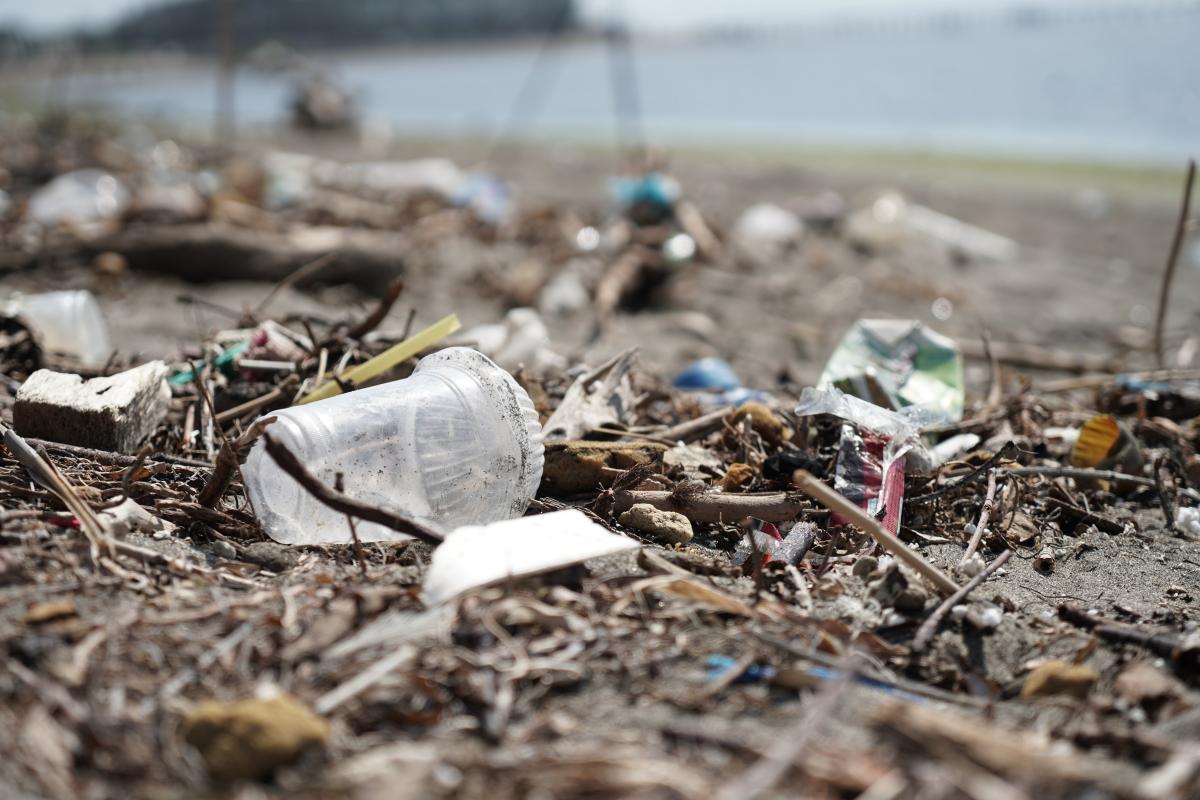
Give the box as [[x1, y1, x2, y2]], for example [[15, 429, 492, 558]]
[[107, 0, 578, 51]]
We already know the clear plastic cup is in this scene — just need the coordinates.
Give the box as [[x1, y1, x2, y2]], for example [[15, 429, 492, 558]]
[[243, 347, 544, 545], [5, 290, 113, 366]]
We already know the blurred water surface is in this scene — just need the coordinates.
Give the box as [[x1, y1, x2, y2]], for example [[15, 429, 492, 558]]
[[55, 8, 1200, 164]]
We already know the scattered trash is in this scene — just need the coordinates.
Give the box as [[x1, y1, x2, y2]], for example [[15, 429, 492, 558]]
[[819, 319, 964, 423], [245, 347, 543, 544], [848, 190, 1018, 262], [673, 357, 739, 392], [14, 361, 170, 453], [796, 386, 930, 535], [423, 510, 638, 605], [459, 308, 564, 371], [1070, 414, 1143, 478], [610, 172, 679, 224], [453, 173, 512, 225], [619, 503, 694, 545], [673, 357, 770, 407], [181, 693, 329, 782], [26, 169, 131, 234], [291, 73, 357, 130], [706, 654, 775, 685], [4, 290, 113, 365], [733, 202, 803, 262]]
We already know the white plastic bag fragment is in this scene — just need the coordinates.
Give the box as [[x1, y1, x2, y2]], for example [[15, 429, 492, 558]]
[[423, 510, 639, 606], [27, 169, 131, 232]]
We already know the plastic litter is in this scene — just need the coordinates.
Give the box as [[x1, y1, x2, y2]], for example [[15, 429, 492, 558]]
[[819, 318, 964, 424], [453, 173, 511, 225], [459, 308, 564, 372], [673, 358, 739, 392], [4, 290, 113, 365], [851, 190, 1018, 262], [796, 386, 933, 535], [243, 347, 544, 544], [610, 172, 679, 217], [733, 202, 803, 248], [26, 169, 131, 231], [299, 313, 460, 404], [423, 510, 638, 605]]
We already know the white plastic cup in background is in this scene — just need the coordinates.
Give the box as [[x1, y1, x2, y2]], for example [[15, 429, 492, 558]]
[[5, 290, 113, 366], [243, 347, 545, 545]]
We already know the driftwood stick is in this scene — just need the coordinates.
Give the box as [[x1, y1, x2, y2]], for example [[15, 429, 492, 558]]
[[197, 416, 277, 508], [959, 469, 999, 565], [1154, 159, 1196, 368], [261, 433, 443, 544], [957, 338, 1122, 374], [610, 489, 825, 525], [22, 438, 211, 469], [254, 251, 338, 316], [650, 406, 733, 445], [1036, 368, 1200, 394], [913, 549, 1013, 653], [1058, 604, 1198, 668], [1003, 465, 1200, 503], [215, 376, 298, 425], [792, 470, 959, 595], [345, 277, 405, 341]]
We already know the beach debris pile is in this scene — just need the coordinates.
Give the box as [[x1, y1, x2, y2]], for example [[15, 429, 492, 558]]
[[0, 117, 1198, 799]]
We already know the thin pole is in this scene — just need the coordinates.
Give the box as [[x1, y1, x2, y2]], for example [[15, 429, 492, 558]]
[[1153, 159, 1196, 368], [214, 0, 238, 149], [604, 18, 647, 169]]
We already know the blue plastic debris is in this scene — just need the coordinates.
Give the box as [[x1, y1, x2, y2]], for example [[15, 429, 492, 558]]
[[454, 173, 511, 225], [610, 172, 680, 215], [673, 358, 740, 392], [706, 654, 776, 685]]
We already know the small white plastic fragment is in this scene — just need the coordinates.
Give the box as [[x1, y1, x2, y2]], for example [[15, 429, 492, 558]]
[[423, 510, 639, 606]]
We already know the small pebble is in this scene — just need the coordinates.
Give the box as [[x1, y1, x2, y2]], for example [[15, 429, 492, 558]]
[[618, 503, 693, 545], [205, 540, 238, 561]]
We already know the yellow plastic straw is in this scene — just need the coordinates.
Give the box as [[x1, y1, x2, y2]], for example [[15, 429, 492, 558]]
[[298, 313, 461, 405]]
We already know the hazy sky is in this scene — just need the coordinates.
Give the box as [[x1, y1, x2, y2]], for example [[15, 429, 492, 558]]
[[0, 0, 1106, 33]]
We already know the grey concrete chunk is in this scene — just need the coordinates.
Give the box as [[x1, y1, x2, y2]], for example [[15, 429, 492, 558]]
[[14, 361, 170, 453]]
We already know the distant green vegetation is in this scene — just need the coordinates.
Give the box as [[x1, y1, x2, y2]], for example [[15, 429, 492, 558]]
[[105, 0, 577, 52]]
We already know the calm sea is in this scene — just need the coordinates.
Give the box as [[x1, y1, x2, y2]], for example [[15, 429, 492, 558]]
[[48, 6, 1200, 165]]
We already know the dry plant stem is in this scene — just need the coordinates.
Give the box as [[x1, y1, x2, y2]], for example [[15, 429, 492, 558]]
[[652, 406, 734, 444], [1058, 605, 1192, 664], [957, 338, 1121, 374], [22, 438, 211, 470], [1, 423, 114, 565], [1037, 367, 1200, 393], [336, 472, 370, 578], [793, 471, 960, 595], [610, 489, 825, 525], [982, 330, 1003, 407], [1003, 465, 1200, 503], [214, 376, 298, 425], [345, 277, 405, 341], [1154, 159, 1196, 368], [197, 415, 277, 508], [913, 549, 1013, 653], [253, 251, 337, 316], [713, 661, 852, 800], [908, 442, 1016, 505], [959, 470, 998, 566], [261, 432, 443, 544]]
